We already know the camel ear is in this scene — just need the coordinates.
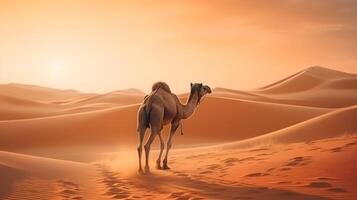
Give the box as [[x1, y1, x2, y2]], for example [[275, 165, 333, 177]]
[[190, 82, 193, 87], [199, 83, 203, 88]]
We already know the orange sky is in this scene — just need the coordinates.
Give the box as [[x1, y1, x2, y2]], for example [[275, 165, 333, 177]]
[[0, 0, 356, 93]]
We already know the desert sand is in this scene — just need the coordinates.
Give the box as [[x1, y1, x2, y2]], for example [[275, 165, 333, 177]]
[[0, 66, 356, 199]]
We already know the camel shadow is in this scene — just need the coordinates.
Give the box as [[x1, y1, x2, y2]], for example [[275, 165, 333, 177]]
[[134, 172, 330, 200]]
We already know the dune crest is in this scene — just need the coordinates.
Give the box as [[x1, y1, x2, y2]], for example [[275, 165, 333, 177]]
[[0, 66, 356, 200], [258, 66, 355, 93], [0, 66, 356, 151], [221, 105, 357, 149]]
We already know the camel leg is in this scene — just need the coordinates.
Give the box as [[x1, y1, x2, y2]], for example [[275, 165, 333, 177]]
[[137, 127, 146, 173], [156, 133, 165, 169], [163, 122, 179, 169], [144, 129, 158, 172]]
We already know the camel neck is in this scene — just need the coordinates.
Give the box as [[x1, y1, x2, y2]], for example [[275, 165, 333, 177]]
[[182, 92, 199, 119]]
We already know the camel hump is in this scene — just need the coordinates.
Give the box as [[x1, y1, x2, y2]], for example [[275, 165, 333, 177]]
[[152, 81, 171, 93]]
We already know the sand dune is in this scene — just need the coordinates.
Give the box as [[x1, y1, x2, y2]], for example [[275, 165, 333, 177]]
[[67, 90, 144, 106], [0, 151, 100, 200], [0, 94, 138, 120], [2, 135, 357, 200], [0, 96, 331, 152], [258, 66, 354, 93], [183, 96, 330, 142], [168, 135, 357, 200], [0, 105, 138, 151], [213, 67, 357, 108], [0, 151, 89, 177], [0, 84, 144, 120], [1, 66, 354, 122], [0, 66, 355, 153], [0, 66, 356, 200], [0, 83, 85, 102], [254, 66, 357, 108], [0, 83, 144, 104], [0, 93, 64, 120], [3, 136, 356, 200], [222, 105, 357, 149], [212, 87, 271, 101]]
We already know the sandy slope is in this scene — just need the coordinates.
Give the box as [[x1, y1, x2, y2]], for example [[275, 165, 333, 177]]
[[182, 96, 331, 142], [0, 93, 56, 120], [212, 67, 357, 108], [0, 66, 356, 199], [0, 151, 100, 200], [1, 135, 356, 200], [0, 83, 84, 102], [164, 135, 357, 200], [221, 105, 357, 149], [0, 96, 331, 152], [0, 84, 145, 120], [254, 66, 357, 108], [1, 66, 356, 153], [66, 90, 144, 106], [4, 66, 356, 121], [258, 66, 354, 93]]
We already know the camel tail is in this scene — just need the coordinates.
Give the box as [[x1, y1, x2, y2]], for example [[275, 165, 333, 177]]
[[137, 105, 150, 132], [137, 95, 153, 132], [137, 85, 162, 131], [144, 104, 152, 129]]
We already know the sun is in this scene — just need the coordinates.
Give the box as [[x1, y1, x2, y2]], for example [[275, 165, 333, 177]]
[[49, 62, 65, 78]]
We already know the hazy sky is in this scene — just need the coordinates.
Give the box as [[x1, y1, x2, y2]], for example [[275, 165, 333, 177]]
[[0, 0, 356, 93]]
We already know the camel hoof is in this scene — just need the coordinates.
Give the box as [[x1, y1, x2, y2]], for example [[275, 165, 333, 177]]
[[138, 168, 144, 174], [162, 165, 170, 170], [144, 166, 150, 173], [156, 161, 162, 169]]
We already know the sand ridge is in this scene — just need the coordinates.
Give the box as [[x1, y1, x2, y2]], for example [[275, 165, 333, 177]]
[[0, 66, 356, 199]]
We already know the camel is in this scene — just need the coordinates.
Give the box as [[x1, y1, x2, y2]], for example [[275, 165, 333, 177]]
[[137, 82, 212, 172]]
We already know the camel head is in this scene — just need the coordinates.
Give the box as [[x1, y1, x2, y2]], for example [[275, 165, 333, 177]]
[[190, 82, 212, 104]]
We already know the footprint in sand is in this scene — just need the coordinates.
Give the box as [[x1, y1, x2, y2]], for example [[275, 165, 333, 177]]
[[329, 147, 343, 153], [169, 192, 194, 200], [172, 171, 189, 177], [344, 140, 357, 148], [205, 164, 222, 170], [305, 181, 332, 188], [243, 172, 269, 177], [223, 157, 256, 167], [264, 168, 275, 174], [305, 178, 347, 193], [247, 147, 270, 152], [57, 180, 82, 200], [255, 153, 274, 157], [308, 146, 322, 151], [285, 156, 311, 167], [199, 170, 213, 175], [315, 177, 338, 181], [327, 140, 357, 153], [185, 153, 214, 160], [95, 164, 131, 199], [279, 167, 292, 171], [275, 181, 291, 185], [223, 158, 240, 166], [239, 157, 256, 162], [327, 188, 347, 193]]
